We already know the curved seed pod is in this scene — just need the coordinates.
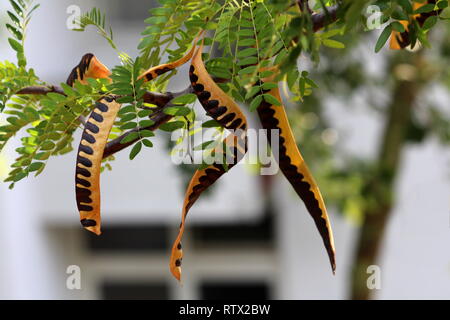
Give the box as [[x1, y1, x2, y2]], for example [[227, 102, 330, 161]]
[[138, 31, 204, 82], [66, 53, 111, 86], [257, 87, 336, 273], [170, 134, 247, 281], [189, 44, 248, 136], [169, 44, 249, 281], [75, 96, 121, 235]]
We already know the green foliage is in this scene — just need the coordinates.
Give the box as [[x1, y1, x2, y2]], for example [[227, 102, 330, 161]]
[[2, 79, 109, 188], [74, 8, 116, 50], [373, 0, 449, 51], [0, 61, 38, 112], [138, 0, 213, 70], [5, 0, 40, 67], [0, 0, 449, 189]]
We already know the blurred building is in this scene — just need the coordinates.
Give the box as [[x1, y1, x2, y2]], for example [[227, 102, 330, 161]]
[[0, 0, 449, 299]]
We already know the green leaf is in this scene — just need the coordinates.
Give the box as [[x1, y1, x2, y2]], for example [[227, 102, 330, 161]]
[[263, 94, 281, 106], [140, 130, 155, 137], [237, 48, 257, 58], [159, 121, 185, 132], [129, 141, 142, 160], [170, 93, 197, 105], [414, 3, 436, 14], [28, 162, 44, 172], [249, 95, 263, 112], [245, 86, 260, 100], [375, 25, 392, 53], [8, 38, 23, 52], [202, 120, 220, 128], [139, 119, 155, 127], [6, 23, 22, 40], [322, 39, 345, 49], [238, 66, 257, 75], [13, 171, 27, 182], [237, 56, 258, 66], [142, 139, 153, 148], [163, 106, 191, 116], [422, 16, 438, 30], [120, 132, 140, 144], [120, 122, 137, 130], [261, 82, 278, 90]]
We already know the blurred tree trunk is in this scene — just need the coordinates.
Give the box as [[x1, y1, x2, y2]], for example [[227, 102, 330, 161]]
[[350, 51, 427, 300]]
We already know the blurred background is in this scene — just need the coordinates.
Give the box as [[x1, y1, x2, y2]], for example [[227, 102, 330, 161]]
[[0, 0, 449, 299]]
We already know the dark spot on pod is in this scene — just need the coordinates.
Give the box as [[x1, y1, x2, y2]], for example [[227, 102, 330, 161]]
[[177, 243, 182, 250], [78, 156, 92, 168], [81, 218, 96, 227], [145, 73, 153, 81], [190, 73, 199, 83], [76, 167, 91, 178], [228, 119, 242, 130], [90, 112, 103, 123], [76, 177, 91, 188], [205, 168, 222, 180], [79, 144, 93, 155], [82, 132, 96, 144], [66, 67, 78, 86], [220, 113, 236, 126], [190, 65, 195, 73], [212, 106, 227, 118], [198, 91, 211, 101], [199, 175, 212, 186], [97, 102, 109, 112], [175, 259, 182, 267], [76, 187, 92, 203], [155, 67, 172, 75], [78, 205, 94, 212], [193, 184, 206, 194], [212, 163, 226, 171], [86, 122, 99, 134], [76, 187, 92, 197], [194, 84, 204, 92], [239, 123, 247, 131], [104, 96, 115, 103], [205, 99, 219, 110]]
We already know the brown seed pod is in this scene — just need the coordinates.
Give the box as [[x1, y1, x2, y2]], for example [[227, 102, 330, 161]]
[[75, 96, 121, 235], [170, 134, 247, 281], [257, 87, 336, 273], [169, 43, 249, 281], [74, 34, 202, 236], [170, 44, 247, 280], [189, 43, 247, 137], [66, 53, 111, 86], [138, 31, 204, 82]]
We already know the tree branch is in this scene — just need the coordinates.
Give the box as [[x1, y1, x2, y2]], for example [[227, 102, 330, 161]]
[[14, 84, 193, 158], [15, 85, 176, 108], [102, 86, 193, 159], [16, 85, 65, 95]]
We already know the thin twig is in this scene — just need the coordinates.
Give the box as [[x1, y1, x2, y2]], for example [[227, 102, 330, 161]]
[[102, 86, 194, 158]]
